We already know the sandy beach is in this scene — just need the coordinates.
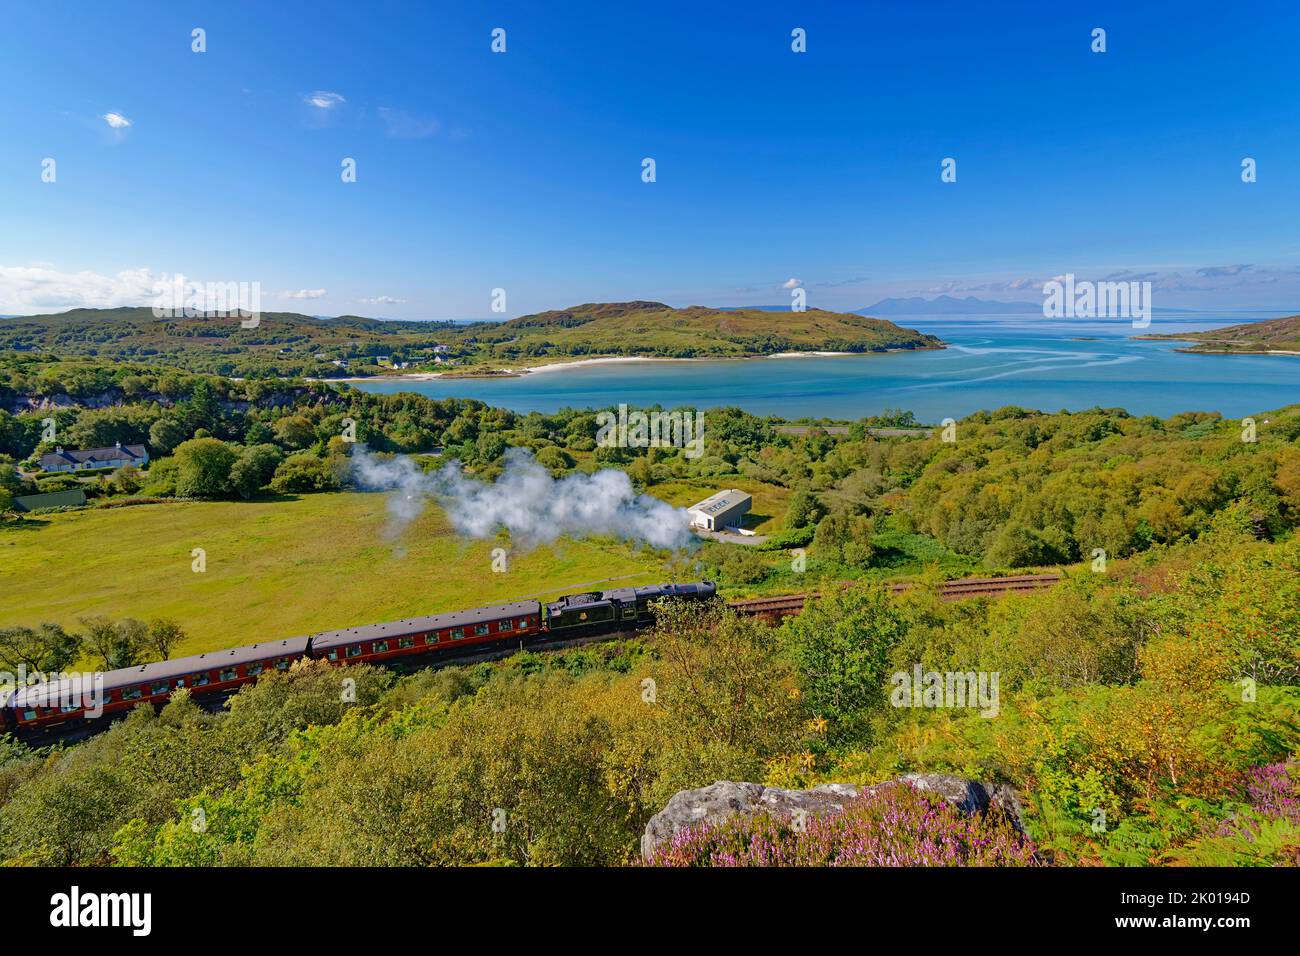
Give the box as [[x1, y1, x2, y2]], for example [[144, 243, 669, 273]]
[[323, 351, 878, 383]]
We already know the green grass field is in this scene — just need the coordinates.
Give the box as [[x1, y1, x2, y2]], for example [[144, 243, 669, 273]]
[[0, 493, 674, 658]]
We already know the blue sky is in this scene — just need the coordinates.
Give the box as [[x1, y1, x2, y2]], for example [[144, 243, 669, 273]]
[[2, 0, 1299, 319]]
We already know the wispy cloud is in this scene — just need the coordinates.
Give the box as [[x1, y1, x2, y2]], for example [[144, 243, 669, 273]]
[[781, 278, 802, 289], [304, 91, 345, 110], [360, 295, 406, 305], [1195, 263, 1253, 277], [814, 274, 871, 289], [101, 112, 132, 129], [277, 289, 327, 300]]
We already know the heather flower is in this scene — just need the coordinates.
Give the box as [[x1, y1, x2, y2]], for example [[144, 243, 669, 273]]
[[647, 782, 1039, 867]]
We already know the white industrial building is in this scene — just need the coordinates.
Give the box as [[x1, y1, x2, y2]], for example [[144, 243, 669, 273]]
[[687, 489, 752, 532]]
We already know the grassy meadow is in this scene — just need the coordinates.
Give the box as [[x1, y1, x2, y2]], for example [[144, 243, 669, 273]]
[[0, 492, 673, 659]]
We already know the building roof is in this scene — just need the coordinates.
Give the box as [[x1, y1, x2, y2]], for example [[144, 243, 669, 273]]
[[686, 489, 752, 517], [309, 601, 539, 650], [12, 489, 87, 512], [39, 444, 147, 470]]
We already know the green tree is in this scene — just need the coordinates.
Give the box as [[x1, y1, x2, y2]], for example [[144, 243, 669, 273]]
[[270, 453, 339, 493], [182, 379, 221, 434], [80, 616, 145, 670], [148, 416, 189, 455], [272, 415, 317, 450], [144, 619, 187, 661], [108, 464, 143, 496], [648, 600, 804, 805], [785, 488, 825, 530], [813, 512, 875, 567], [228, 444, 283, 499], [173, 437, 237, 498], [782, 585, 908, 744], [476, 431, 508, 463], [0, 623, 82, 675]]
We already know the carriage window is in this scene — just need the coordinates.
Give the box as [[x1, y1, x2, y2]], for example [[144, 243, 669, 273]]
[[326, 649, 339, 661], [247, 663, 264, 677], [518, 618, 530, 629], [372, 641, 390, 654], [123, 687, 143, 700], [497, 620, 512, 632], [60, 703, 80, 713], [152, 681, 170, 695], [23, 708, 37, 721], [451, 628, 465, 640], [276, 658, 292, 670], [194, 673, 210, 686], [425, 633, 440, 645], [219, 668, 238, 682], [174, 678, 186, 689], [399, 636, 414, 648], [475, 624, 490, 636], [346, 646, 363, 658]]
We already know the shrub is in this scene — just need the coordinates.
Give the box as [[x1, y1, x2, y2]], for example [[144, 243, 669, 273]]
[[270, 453, 339, 493]]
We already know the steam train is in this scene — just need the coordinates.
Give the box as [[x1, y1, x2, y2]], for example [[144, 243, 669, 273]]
[[0, 581, 716, 744]]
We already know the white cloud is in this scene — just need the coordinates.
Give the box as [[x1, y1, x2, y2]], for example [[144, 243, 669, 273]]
[[101, 112, 132, 129], [0, 265, 156, 313], [278, 289, 327, 300], [360, 295, 406, 305], [782, 278, 802, 289], [305, 91, 345, 110]]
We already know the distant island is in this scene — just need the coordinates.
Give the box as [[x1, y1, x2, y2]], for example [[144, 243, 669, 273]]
[[857, 295, 1044, 315], [1137, 313, 1300, 354], [0, 301, 942, 379], [856, 294, 1208, 317]]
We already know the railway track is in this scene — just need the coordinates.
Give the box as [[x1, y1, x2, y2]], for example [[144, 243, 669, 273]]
[[727, 573, 1063, 618], [9, 573, 1062, 748]]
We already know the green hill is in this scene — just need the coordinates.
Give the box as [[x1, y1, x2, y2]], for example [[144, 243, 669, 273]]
[[0, 302, 942, 377], [1141, 314, 1300, 354], [480, 301, 943, 358]]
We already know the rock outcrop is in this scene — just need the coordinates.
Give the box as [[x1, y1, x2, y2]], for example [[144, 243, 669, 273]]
[[641, 773, 1026, 861]]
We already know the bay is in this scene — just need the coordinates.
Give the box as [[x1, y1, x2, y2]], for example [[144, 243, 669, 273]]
[[351, 315, 1300, 421]]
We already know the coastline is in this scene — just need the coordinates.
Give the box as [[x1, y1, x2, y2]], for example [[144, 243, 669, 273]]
[[1169, 347, 1300, 357], [324, 347, 933, 383]]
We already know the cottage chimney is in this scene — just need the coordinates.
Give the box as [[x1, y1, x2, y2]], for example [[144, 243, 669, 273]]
[[55, 446, 63, 454], [115, 440, 121, 448]]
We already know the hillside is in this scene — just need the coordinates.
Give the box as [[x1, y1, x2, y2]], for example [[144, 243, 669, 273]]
[[0, 303, 942, 378], [1141, 314, 1300, 354], [0, 307, 462, 378], [480, 301, 943, 358]]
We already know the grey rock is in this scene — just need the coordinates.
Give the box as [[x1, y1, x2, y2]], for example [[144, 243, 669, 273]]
[[641, 773, 1025, 860]]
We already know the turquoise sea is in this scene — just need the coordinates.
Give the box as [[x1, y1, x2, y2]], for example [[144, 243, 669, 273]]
[[352, 315, 1300, 421]]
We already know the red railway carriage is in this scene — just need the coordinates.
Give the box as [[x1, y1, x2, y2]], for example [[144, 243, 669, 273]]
[[2, 637, 311, 736], [308, 600, 542, 665]]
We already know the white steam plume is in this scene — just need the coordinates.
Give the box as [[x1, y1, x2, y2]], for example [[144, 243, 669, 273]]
[[350, 446, 694, 550]]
